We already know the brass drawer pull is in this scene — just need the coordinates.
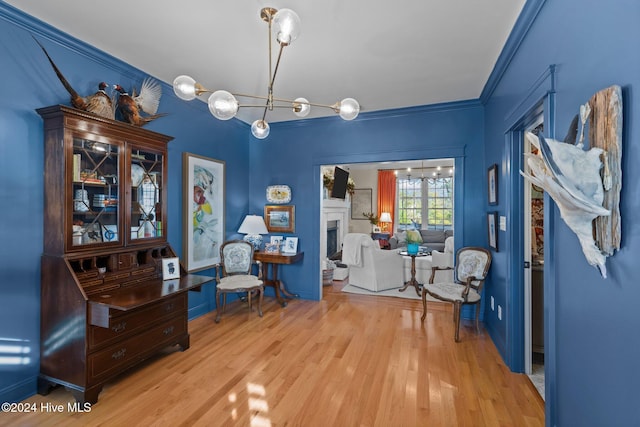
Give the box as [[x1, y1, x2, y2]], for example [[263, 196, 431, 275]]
[[112, 348, 127, 360], [164, 303, 175, 312], [163, 326, 175, 336], [111, 322, 127, 333]]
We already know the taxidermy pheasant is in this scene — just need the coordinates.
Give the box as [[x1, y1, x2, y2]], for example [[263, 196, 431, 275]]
[[33, 37, 115, 120], [114, 79, 166, 126]]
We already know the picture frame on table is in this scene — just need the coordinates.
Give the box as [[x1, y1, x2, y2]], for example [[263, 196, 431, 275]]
[[183, 153, 225, 272], [162, 257, 181, 280], [264, 205, 295, 233], [487, 211, 498, 251], [265, 236, 283, 254], [488, 164, 498, 205], [282, 237, 299, 254]]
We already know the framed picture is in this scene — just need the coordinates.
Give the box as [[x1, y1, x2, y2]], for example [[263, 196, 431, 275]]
[[183, 153, 225, 272], [264, 205, 295, 233], [282, 237, 299, 254], [487, 212, 498, 251], [101, 224, 118, 242], [351, 188, 372, 220], [86, 222, 102, 244], [488, 164, 498, 205], [162, 257, 181, 280]]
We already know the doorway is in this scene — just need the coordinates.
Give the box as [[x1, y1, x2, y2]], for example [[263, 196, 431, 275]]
[[523, 119, 545, 398]]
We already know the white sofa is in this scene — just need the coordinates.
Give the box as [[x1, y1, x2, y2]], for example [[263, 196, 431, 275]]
[[342, 233, 404, 291]]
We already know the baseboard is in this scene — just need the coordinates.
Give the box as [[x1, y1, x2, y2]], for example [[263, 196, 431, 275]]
[[0, 377, 36, 403]]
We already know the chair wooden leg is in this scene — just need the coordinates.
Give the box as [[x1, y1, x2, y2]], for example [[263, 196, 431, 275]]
[[258, 286, 264, 317], [420, 288, 428, 322], [475, 303, 481, 332], [215, 290, 222, 323], [454, 301, 461, 342], [248, 290, 253, 312]]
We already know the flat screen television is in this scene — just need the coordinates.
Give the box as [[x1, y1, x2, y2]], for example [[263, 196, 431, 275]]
[[330, 166, 349, 199]]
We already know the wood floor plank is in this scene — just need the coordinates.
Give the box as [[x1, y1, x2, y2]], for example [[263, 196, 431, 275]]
[[4, 282, 544, 426]]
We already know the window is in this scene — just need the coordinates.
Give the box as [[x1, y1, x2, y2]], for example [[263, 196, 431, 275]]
[[425, 177, 453, 229], [397, 178, 422, 229], [397, 175, 453, 230]]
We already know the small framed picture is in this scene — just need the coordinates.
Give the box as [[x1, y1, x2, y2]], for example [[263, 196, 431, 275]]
[[264, 243, 280, 253], [487, 212, 498, 251], [488, 164, 498, 205], [372, 226, 381, 233], [282, 237, 299, 254], [162, 257, 181, 280], [86, 222, 103, 244], [101, 224, 118, 242], [270, 235, 284, 245], [264, 205, 295, 233]]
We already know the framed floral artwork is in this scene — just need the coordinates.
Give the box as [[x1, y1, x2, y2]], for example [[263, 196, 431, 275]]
[[183, 153, 225, 272]]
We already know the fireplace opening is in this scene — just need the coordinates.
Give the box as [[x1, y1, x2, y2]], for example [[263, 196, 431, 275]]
[[327, 220, 338, 258]]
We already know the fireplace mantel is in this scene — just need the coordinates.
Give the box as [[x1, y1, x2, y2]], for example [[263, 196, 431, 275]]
[[321, 196, 350, 264]]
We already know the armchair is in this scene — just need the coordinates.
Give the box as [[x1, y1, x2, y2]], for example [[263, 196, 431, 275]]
[[421, 247, 492, 342], [341, 233, 404, 291], [215, 240, 264, 323]]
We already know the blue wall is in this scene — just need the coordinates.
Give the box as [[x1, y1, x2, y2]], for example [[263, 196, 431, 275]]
[[482, 0, 640, 425], [0, 4, 487, 404], [3, 1, 639, 425], [253, 104, 484, 300], [0, 4, 250, 402]]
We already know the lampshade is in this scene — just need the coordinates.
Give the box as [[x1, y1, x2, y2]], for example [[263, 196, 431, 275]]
[[379, 212, 392, 223], [272, 8, 301, 45], [208, 90, 238, 120], [293, 97, 310, 117], [251, 119, 270, 139], [173, 75, 197, 101], [238, 215, 269, 250], [238, 215, 268, 234]]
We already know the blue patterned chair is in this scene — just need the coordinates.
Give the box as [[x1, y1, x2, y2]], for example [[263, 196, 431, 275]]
[[421, 247, 492, 341], [215, 240, 264, 323]]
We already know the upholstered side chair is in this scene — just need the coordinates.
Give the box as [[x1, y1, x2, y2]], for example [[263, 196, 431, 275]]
[[421, 247, 492, 342], [215, 240, 264, 323]]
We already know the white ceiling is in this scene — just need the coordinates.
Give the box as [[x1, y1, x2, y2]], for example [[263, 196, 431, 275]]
[[7, 0, 525, 124]]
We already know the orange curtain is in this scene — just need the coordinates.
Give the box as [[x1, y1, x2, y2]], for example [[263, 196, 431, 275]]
[[377, 170, 396, 233]]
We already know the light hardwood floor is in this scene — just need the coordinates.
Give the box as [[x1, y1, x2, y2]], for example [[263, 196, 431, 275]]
[[5, 282, 544, 426]]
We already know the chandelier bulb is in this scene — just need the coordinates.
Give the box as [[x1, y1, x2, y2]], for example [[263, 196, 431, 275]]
[[273, 8, 301, 46], [293, 97, 311, 117], [208, 90, 239, 120], [251, 120, 270, 139], [338, 98, 360, 121], [173, 75, 197, 101]]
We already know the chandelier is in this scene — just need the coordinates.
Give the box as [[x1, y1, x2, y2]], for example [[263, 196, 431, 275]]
[[172, 7, 360, 139]]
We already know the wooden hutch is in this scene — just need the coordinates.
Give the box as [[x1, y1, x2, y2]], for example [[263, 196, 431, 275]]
[[37, 105, 213, 404]]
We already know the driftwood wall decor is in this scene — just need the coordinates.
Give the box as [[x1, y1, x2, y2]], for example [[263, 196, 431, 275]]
[[589, 86, 622, 257], [520, 85, 622, 278]]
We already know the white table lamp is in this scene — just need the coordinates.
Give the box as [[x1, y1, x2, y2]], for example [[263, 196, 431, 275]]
[[379, 212, 392, 232], [238, 215, 269, 250]]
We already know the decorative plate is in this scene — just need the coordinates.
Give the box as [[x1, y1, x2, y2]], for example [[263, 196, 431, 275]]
[[131, 164, 145, 187], [266, 185, 291, 203]]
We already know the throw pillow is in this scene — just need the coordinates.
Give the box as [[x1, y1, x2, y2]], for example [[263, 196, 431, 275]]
[[394, 230, 407, 244], [406, 229, 423, 244]]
